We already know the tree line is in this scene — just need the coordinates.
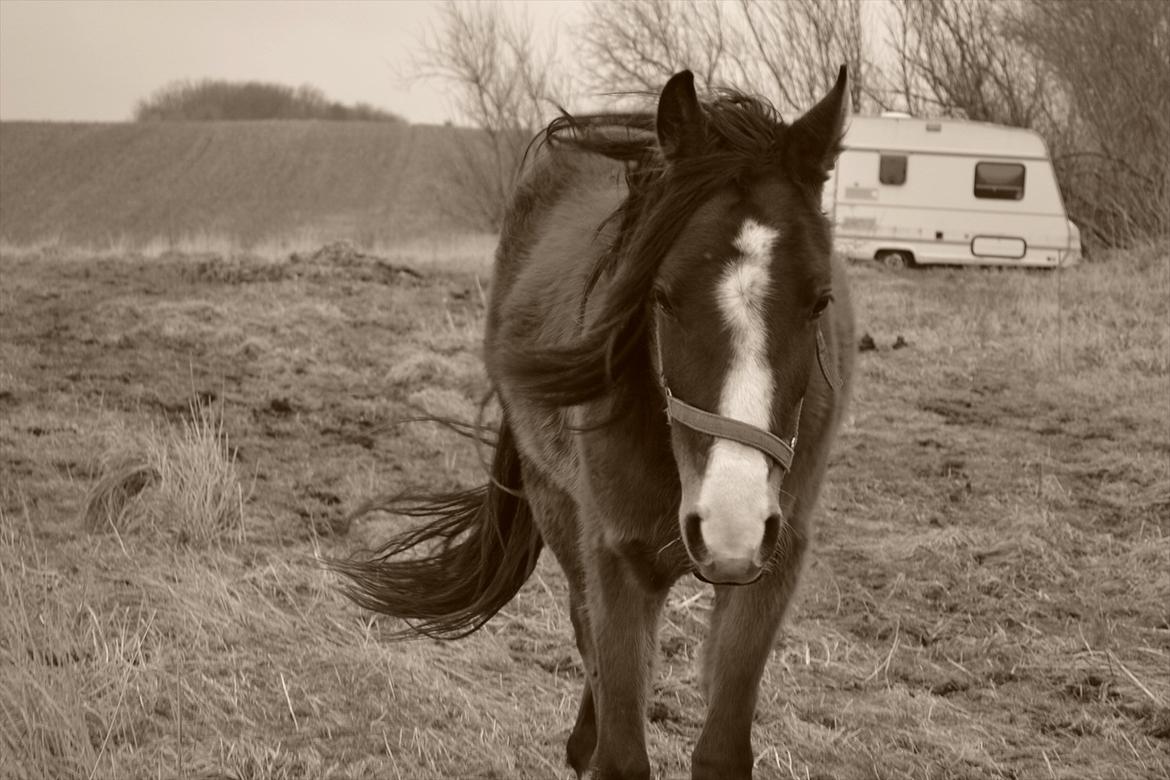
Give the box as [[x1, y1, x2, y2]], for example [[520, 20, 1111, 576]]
[[428, 0, 1168, 250], [135, 80, 403, 123]]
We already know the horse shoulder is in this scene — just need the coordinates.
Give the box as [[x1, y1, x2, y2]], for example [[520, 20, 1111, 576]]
[[493, 165, 625, 359]]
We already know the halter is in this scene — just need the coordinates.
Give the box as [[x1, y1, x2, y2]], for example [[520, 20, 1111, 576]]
[[653, 308, 838, 472]]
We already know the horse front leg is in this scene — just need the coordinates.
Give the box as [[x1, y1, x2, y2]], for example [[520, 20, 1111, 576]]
[[692, 534, 808, 780], [516, 462, 598, 776], [584, 539, 668, 780], [566, 593, 598, 775]]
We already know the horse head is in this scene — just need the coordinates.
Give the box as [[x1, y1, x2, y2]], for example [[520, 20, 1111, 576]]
[[651, 68, 848, 584]]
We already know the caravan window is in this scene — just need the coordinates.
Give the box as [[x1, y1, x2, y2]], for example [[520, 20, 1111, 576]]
[[974, 162, 1025, 200], [879, 154, 907, 185]]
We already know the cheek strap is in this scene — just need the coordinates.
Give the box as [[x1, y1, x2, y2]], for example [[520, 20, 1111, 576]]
[[816, 324, 840, 391]]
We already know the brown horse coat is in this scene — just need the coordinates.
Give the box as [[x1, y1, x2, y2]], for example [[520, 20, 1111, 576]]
[[333, 68, 855, 780]]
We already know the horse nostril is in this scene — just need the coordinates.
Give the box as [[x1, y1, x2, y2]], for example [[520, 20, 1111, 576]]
[[683, 512, 709, 563], [759, 513, 782, 564]]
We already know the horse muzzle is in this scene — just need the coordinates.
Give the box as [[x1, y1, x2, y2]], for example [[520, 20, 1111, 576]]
[[683, 510, 781, 586]]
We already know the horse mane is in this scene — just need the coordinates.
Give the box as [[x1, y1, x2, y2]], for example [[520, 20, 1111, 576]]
[[502, 91, 797, 418]]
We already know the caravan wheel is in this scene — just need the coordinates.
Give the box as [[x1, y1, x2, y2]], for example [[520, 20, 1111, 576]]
[[876, 250, 914, 270]]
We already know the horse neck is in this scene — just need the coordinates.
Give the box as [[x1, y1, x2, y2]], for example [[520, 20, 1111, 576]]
[[578, 344, 681, 509]]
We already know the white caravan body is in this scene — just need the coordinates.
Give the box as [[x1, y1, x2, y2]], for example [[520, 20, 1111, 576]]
[[827, 115, 1081, 268]]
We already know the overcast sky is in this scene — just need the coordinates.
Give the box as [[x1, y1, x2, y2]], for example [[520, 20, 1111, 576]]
[[0, 0, 583, 124]]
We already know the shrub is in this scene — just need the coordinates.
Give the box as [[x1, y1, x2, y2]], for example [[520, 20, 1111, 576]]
[[134, 79, 403, 122]]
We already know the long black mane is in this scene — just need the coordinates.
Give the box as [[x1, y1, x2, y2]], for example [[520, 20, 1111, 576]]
[[501, 91, 813, 415]]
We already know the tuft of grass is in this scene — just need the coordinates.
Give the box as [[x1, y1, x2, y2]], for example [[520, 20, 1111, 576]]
[[82, 404, 248, 545], [80, 455, 160, 535]]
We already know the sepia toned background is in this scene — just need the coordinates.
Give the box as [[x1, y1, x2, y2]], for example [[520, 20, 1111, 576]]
[[1, 2, 1167, 778]]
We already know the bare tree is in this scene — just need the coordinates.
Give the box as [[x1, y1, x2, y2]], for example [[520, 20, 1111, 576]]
[[880, 0, 1055, 126], [418, 2, 567, 230], [735, 0, 870, 114], [580, 0, 871, 116], [1009, 0, 1170, 246], [580, 0, 733, 98]]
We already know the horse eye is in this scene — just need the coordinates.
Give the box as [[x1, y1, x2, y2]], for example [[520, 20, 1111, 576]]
[[810, 294, 833, 319], [653, 289, 675, 315]]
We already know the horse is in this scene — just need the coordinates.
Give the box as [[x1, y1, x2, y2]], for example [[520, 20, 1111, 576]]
[[330, 66, 855, 780]]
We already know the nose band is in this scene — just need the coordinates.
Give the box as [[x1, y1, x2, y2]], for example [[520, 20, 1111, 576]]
[[655, 302, 840, 470], [664, 392, 796, 471]]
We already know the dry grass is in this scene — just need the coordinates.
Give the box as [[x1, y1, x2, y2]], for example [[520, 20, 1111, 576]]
[[0, 238, 1167, 778], [81, 403, 247, 545], [1, 503, 146, 780]]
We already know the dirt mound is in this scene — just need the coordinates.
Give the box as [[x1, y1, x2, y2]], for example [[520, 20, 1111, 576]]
[[182, 241, 424, 285]]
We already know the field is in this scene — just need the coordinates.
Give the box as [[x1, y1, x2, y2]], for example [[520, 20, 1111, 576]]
[[1, 239, 1168, 780], [0, 121, 482, 248]]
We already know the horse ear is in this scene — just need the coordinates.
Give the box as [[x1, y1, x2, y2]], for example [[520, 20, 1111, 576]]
[[657, 70, 707, 161], [785, 65, 850, 186]]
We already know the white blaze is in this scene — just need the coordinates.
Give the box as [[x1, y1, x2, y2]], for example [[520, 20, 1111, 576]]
[[693, 218, 779, 561]]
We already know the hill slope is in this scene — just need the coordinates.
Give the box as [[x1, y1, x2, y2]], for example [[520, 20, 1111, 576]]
[[0, 121, 483, 247]]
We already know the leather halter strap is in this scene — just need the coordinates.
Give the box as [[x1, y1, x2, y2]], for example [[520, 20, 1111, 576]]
[[664, 391, 796, 471], [654, 307, 837, 472], [653, 311, 805, 471]]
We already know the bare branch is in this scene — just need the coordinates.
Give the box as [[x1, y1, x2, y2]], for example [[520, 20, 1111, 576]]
[[416, 1, 567, 230], [1010, 0, 1170, 245], [580, 0, 735, 99], [583, 0, 872, 116]]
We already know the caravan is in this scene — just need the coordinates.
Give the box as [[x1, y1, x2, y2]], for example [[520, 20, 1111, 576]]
[[828, 115, 1081, 268]]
